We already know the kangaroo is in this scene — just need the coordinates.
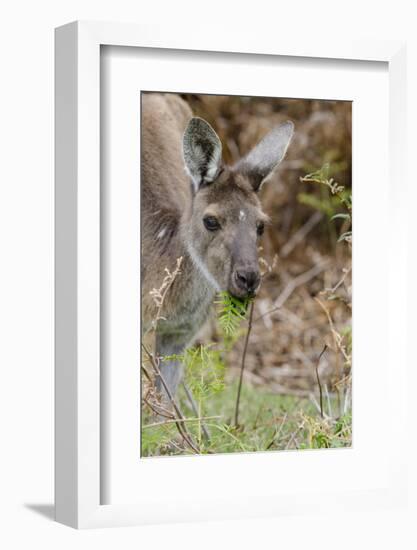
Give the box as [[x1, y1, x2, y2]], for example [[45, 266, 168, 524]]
[[141, 93, 293, 397]]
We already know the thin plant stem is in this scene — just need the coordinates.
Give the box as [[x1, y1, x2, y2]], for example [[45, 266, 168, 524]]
[[266, 412, 288, 450], [182, 382, 211, 442], [143, 416, 220, 429], [234, 300, 255, 427], [315, 345, 327, 418]]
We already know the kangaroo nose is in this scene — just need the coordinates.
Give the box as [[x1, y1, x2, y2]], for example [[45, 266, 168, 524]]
[[235, 269, 260, 294]]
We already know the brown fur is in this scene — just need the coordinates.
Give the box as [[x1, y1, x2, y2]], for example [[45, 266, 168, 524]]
[[141, 93, 194, 325]]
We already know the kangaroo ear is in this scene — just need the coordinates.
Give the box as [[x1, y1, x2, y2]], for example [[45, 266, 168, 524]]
[[236, 121, 294, 192], [183, 117, 222, 192]]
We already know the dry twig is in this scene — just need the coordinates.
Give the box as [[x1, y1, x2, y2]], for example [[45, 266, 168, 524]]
[[254, 261, 330, 324], [314, 297, 350, 364], [143, 415, 221, 429], [142, 342, 200, 453]]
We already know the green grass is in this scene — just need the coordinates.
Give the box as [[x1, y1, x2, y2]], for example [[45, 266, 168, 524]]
[[141, 380, 352, 457], [141, 246, 352, 458]]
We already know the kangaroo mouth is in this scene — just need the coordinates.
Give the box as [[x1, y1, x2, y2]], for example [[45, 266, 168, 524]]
[[228, 290, 256, 300], [228, 272, 260, 300], [228, 288, 257, 300]]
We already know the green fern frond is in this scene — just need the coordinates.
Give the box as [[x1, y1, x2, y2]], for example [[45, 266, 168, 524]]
[[299, 162, 352, 245], [215, 291, 250, 336]]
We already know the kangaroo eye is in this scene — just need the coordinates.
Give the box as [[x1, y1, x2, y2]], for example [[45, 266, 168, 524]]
[[203, 216, 221, 231], [257, 221, 265, 236]]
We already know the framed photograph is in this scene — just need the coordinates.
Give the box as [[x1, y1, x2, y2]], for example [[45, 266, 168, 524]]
[[55, 21, 407, 528]]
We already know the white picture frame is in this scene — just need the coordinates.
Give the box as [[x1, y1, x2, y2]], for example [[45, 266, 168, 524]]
[[55, 21, 407, 529]]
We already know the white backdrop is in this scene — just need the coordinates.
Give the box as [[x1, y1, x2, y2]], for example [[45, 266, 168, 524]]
[[103, 47, 392, 509], [0, 1, 416, 548]]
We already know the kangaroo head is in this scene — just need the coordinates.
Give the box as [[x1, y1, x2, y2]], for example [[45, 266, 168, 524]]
[[182, 117, 293, 299]]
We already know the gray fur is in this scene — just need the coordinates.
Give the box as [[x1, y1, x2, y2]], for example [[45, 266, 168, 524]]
[[236, 121, 294, 191], [183, 117, 222, 191]]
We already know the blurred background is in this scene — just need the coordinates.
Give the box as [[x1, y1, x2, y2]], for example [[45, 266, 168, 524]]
[[182, 93, 352, 401]]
